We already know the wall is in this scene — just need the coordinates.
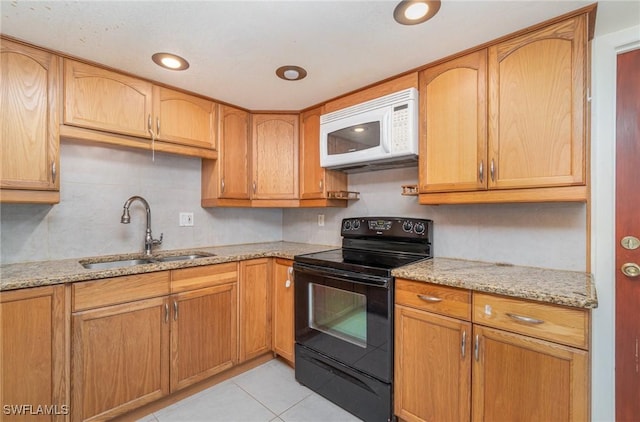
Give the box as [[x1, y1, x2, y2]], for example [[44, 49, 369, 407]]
[[283, 167, 587, 271], [0, 141, 283, 264], [590, 24, 640, 422]]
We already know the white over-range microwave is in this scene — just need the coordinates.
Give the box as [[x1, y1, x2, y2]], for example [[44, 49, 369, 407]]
[[320, 87, 418, 173]]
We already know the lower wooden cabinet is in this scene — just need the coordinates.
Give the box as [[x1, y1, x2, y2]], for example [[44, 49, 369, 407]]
[[272, 258, 295, 364], [395, 305, 471, 422], [394, 280, 590, 422], [472, 325, 588, 422], [71, 296, 170, 421], [170, 283, 237, 391], [0, 285, 67, 421], [71, 265, 238, 421], [239, 259, 272, 362]]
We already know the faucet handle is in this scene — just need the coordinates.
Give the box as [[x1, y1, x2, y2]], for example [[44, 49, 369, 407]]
[[153, 233, 163, 246]]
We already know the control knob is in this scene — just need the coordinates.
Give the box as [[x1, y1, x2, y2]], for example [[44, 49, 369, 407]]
[[344, 220, 351, 230], [353, 219, 360, 230], [414, 222, 426, 235], [402, 220, 413, 232]]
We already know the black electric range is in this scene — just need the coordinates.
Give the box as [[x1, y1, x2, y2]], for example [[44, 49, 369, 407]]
[[293, 217, 433, 422]]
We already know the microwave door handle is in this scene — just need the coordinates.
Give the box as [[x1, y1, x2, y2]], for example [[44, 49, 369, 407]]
[[381, 113, 391, 153]]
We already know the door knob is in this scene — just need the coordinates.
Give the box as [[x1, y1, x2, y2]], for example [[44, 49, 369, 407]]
[[621, 263, 640, 278]]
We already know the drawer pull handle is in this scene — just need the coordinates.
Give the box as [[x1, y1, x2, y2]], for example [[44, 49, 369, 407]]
[[417, 294, 442, 303], [506, 313, 544, 325]]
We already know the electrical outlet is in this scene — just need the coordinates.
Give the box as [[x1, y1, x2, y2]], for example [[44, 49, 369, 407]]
[[317, 214, 325, 227], [179, 212, 194, 227]]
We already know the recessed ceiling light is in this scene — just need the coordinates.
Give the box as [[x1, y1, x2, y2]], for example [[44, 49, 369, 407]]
[[152, 53, 189, 71], [276, 65, 307, 81], [393, 0, 441, 25]]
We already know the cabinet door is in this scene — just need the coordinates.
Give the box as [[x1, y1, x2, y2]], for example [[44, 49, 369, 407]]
[[1, 286, 66, 422], [239, 259, 272, 362], [273, 258, 295, 364], [171, 283, 237, 391], [64, 59, 153, 139], [472, 325, 589, 422], [252, 114, 299, 199], [1, 39, 59, 198], [395, 305, 471, 422], [488, 16, 586, 189], [219, 105, 250, 199], [71, 297, 170, 421], [419, 50, 487, 193], [153, 86, 216, 149], [299, 108, 348, 200]]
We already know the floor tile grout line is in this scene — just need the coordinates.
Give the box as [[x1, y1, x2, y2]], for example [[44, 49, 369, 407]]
[[230, 379, 280, 420]]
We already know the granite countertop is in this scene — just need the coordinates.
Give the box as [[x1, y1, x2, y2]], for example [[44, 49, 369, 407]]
[[1, 243, 597, 310], [0, 241, 336, 291], [392, 257, 597, 309]]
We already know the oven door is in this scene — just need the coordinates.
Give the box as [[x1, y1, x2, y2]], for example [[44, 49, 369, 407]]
[[294, 262, 393, 383]]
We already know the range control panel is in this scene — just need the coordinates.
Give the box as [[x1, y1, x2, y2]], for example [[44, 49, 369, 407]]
[[341, 217, 433, 240]]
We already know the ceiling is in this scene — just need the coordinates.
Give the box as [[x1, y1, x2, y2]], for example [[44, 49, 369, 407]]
[[2, 1, 639, 111]]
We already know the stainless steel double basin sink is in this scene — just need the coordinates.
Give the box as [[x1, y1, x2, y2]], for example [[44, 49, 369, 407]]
[[80, 253, 215, 270]]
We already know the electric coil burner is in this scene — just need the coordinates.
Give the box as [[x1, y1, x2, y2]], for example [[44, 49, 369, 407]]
[[294, 217, 433, 422]]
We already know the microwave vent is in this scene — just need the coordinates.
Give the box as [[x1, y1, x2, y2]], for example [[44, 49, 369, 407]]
[[321, 87, 417, 124]]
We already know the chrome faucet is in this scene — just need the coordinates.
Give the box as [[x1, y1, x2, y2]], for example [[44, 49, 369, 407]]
[[120, 196, 163, 256]]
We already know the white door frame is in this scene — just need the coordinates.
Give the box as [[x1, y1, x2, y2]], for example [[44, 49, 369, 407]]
[[591, 25, 640, 422]]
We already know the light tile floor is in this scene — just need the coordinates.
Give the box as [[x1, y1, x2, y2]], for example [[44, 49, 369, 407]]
[[137, 359, 363, 422]]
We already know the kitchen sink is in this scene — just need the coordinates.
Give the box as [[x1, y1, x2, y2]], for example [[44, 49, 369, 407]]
[[80, 252, 215, 270], [81, 258, 155, 270]]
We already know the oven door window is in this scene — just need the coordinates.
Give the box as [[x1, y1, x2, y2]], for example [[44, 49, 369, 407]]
[[309, 283, 367, 348], [327, 121, 380, 156]]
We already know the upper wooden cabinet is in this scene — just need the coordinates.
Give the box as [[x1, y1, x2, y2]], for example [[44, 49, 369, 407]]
[[419, 14, 589, 204], [419, 50, 487, 194], [62, 59, 216, 159], [488, 16, 587, 191], [64, 59, 153, 138], [1, 38, 60, 204], [251, 114, 299, 201], [201, 105, 251, 207], [299, 107, 348, 207], [153, 85, 216, 149]]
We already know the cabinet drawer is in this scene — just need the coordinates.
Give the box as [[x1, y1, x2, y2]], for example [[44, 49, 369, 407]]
[[395, 278, 471, 320], [72, 271, 170, 312], [473, 293, 589, 349], [171, 262, 237, 293]]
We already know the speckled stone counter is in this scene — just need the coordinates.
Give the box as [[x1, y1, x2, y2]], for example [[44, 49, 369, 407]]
[[0, 242, 335, 291], [1, 245, 597, 310], [392, 257, 597, 309]]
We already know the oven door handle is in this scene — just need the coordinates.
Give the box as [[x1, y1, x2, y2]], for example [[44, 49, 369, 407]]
[[293, 263, 390, 288]]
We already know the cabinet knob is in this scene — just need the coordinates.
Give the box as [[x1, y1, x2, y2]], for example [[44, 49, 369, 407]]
[[285, 279, 291, 288]]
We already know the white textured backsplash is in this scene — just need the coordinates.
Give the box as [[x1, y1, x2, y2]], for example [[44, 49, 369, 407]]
[[283, 167, 587, 271], [0, 142, 283, 264], [1, 144, 587, 271]]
